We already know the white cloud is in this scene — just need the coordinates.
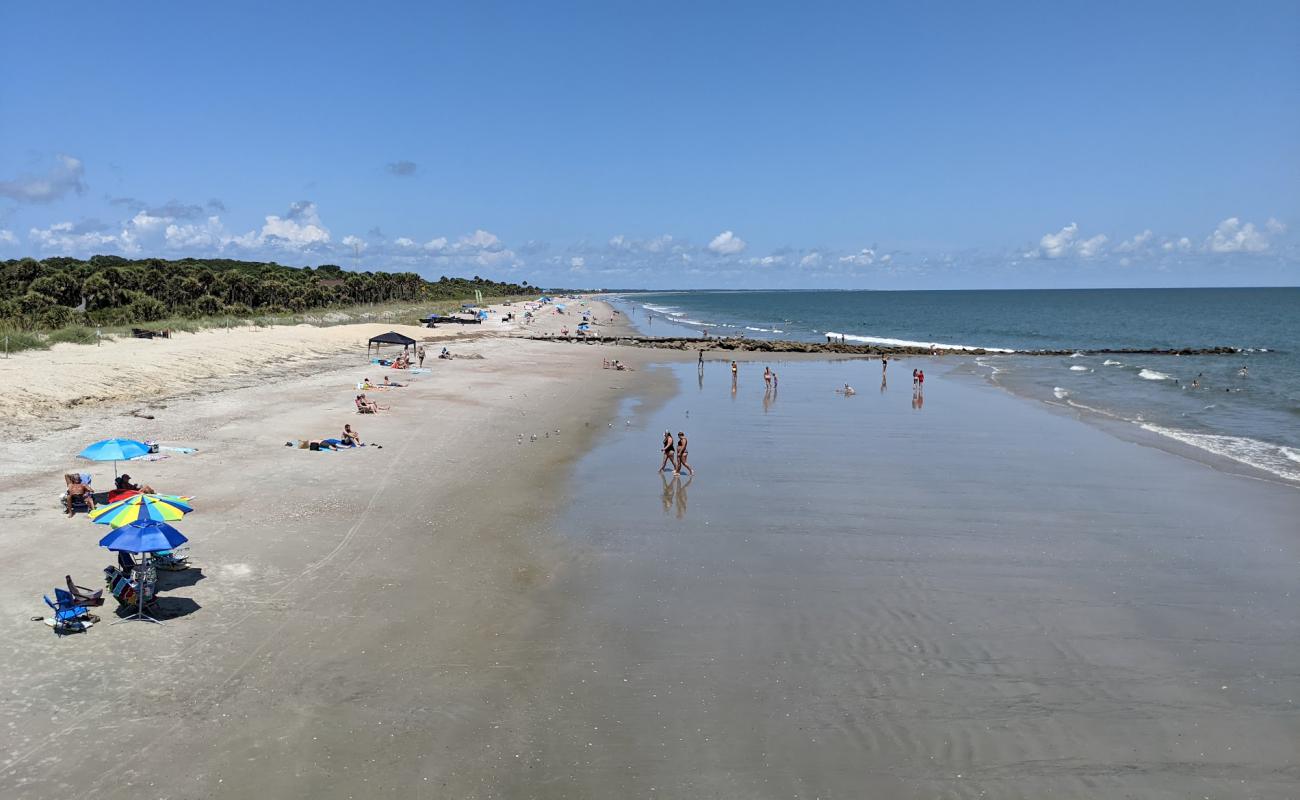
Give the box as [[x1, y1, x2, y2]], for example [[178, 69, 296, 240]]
[[0, 229, 17, 246], [423, 237, 448, 252], [1161, 236, 1192, 253], [707, 230, 747, 255], [751, 254, 784, 266], [1034, 222, 1107, 259], [342, 234, 367, 254], [164, 216, 226, 250], [1115, 229, 1154, 253], [458, 229, 500, 250], [799, 252, 822, 268], [29, 221, 119, 252], [1075, 233, 1108, 258], [1206, 217, 1269, 253], [608, 234, 629, 250], [0, 154, 86, 203], [839, 248, 877, 266], [393, 237, 416, 248], [251, 201, 331, 249], [569, 256, 585, 272], [1265, 217, 1286, 235]]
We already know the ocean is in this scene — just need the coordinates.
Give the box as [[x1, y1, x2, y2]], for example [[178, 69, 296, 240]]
[[609, 288, 1300, 485]]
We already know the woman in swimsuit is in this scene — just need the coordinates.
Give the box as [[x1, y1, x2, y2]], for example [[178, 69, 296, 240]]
[[659, 430, 676, 472], [675, 431, 694, 476]]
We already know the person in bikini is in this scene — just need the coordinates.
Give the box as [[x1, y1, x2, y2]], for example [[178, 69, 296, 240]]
[[115, 473, 155, 494], [675, 431, 694, 476]]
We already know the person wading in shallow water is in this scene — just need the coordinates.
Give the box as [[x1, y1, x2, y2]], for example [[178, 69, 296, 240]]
[[675, 431, 694, 476], [658, 430, 676, 472]]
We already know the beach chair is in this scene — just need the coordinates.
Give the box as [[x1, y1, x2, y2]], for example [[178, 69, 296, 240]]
[[65, 575, 105, 607], [44, 592, 95, 634]]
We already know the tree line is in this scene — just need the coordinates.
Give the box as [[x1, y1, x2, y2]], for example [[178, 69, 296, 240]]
[[0, 255, 535, 329]]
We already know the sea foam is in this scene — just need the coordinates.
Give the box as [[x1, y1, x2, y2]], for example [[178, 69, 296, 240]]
[[1139, 424, 1300, 482], [1139, 369, 1172, 381], [1069, 365, 1089, 372], [823, 332, 1014, 353]]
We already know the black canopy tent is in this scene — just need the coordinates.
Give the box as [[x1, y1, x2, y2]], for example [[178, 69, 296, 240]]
[[367, 331, 418, 357]]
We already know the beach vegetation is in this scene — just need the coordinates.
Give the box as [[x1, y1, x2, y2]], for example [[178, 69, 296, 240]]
[[0, 256, 538, 335]]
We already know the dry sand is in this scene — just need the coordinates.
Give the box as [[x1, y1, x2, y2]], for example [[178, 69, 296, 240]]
[[0, 299, 645, 798]]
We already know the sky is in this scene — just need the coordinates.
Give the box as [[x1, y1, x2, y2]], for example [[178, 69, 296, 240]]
[[1, 1, 1297, 289]]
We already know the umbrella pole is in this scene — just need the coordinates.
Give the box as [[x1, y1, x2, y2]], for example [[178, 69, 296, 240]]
[[112, 551, 163, 625]]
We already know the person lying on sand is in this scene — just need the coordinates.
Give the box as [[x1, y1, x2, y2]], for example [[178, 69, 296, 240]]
[[64, 478, 95, 516], [115, 474, 155, 494], [382, 376, 405, 387]]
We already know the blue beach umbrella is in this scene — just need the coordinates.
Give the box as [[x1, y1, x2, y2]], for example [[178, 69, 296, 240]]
[[99, 521, 189, 624], [79, 438, 150, 477], [99, 520, 189, 553]]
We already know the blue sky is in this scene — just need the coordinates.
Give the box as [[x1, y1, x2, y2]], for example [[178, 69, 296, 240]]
[[1, 1, 1297, 288]]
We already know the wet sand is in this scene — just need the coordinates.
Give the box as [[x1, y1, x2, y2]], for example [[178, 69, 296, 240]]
[[474, 359, 1300, 798], [3, 342, 1297, 798]]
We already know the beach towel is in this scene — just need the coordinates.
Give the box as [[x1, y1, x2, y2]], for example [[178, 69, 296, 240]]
[[160, 446, 198, 454], [409, 368, 431, 374]]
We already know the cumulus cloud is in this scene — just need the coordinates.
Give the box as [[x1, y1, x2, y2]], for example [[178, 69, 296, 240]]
[[1162, 236, 1192, 253], [1115, 229, 1154, 253], [0, 229, 17, 246], [799, 252, 822, 268], [707, 230, 747, 255], [1033, 222, 1107, 259], [29, 220, 121, 252], [750, 254, 785, 266], [342, 234, 368, 255], [1206, 217, 1272, 253], [244, 201, 332, 250], [0, 155, 87, 203], [386, 160, 418, 177]]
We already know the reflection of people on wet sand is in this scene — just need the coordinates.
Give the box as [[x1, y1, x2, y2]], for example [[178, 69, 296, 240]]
[[660, 473, 692, 518]]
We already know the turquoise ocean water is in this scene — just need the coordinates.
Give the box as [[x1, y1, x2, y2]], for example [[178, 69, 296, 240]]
[[610, 288, 1300, 484]]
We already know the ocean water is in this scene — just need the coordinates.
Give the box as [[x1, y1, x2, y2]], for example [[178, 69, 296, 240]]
[[611, 288, 1300, 484]]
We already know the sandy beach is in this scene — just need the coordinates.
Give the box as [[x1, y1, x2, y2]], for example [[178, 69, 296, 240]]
[[2, 307, 1297, 799]]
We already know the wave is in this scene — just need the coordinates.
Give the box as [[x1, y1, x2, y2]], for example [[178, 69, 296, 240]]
[[823, 331, 1014, 353], [1069, 365, 1089, 372], [1139, 369, 1172, 381], [1103, 359, 1123, 366], [745, 326, 785, 334], [1053, 387, 1070, 399], [1069, 352, 1085, 358], [1138, 424, 1300, 483], [642, 303, 678, 315]]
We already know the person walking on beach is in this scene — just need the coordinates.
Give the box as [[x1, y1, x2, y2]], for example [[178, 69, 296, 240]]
[[731, 361, 738, 379], [763, 366, 772, 388], [417, 346, 426, 368], [675, 431, 694, 476], [882, 356, 888, 374], [698, 349, 704, 368], [659, 430, 676, 472], [912, 368, 919, 390], [918, 370, 925, 392]]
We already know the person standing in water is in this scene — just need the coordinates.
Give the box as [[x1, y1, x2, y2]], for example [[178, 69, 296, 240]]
[[731, 361, 738, 379], [658, 430, 676, 472], [698, 349, 704, 368], [675, 431, 694, 476], [763, 366, 772, 388]]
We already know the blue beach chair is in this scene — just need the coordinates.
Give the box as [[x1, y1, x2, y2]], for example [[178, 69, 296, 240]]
[[43, 592, 92, 634]]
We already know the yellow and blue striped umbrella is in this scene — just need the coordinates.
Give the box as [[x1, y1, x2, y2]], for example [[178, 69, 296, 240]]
[[88, 493, 193, 528]]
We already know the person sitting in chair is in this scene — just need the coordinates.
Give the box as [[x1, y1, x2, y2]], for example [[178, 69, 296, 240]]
[[115, 473, 155, 494], [64, 474, 95, 517]]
